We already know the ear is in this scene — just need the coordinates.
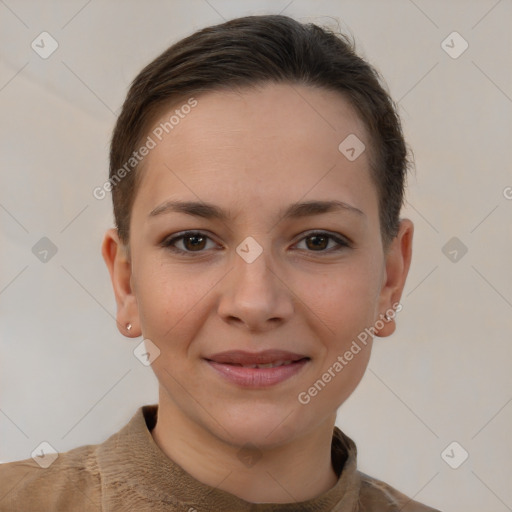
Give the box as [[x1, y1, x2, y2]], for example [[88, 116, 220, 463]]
[[101, 228, 141, 338], [374, 219, 414, 338]]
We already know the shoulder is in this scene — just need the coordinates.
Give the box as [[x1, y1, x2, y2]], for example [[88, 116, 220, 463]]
[[358, 471, 442, 512], [0, 443, 101, 511]]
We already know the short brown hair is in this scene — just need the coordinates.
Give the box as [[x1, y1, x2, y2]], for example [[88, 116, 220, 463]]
[[109, 14, 409, 252]]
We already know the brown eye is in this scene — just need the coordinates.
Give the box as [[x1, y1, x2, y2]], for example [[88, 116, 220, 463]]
[[305, 234, 329, 251], [182, 233, 207, 251], [295, 231, 350, 253], [162, 231, 217, 254]]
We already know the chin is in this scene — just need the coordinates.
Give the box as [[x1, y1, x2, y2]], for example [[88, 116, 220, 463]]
[[208, 402, 311, 450]]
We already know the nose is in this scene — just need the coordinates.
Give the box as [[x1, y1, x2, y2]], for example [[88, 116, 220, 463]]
[[217, 242, 294, 332]]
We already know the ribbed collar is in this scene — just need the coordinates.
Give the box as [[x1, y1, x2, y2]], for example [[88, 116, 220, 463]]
[[96, 404, 361, 511]]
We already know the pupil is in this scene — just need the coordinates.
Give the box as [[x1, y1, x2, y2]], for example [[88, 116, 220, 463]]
[[182, 235, 330, 251], [308, 235, 327, 250], [186, 235, 205, 250]]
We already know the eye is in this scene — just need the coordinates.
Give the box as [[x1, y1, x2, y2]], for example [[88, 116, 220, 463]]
[[294, 231, 350, 253], [161, 230, 351, 256], [161, 231, 218, 254]]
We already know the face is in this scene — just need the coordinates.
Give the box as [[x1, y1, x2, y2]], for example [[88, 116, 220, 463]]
[[104, 83, 413, 448]]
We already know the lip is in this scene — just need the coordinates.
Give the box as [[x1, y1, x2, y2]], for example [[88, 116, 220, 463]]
[[204, 350, 310, 388]]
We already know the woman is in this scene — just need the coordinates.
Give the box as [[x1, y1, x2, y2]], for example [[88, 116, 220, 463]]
[[0, 14, 441, 511]]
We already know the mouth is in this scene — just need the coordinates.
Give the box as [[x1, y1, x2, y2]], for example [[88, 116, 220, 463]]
[[204, 350, 310, 387], [222, 359, 301, 369]]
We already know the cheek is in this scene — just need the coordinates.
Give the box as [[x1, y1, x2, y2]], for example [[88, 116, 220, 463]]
[[293, 257, 382, 335], [134, 261, 214, 344], [299, 267, 378, 407]]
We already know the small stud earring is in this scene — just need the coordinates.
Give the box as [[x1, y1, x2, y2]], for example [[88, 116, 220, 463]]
[[126, 323, 132, 331]]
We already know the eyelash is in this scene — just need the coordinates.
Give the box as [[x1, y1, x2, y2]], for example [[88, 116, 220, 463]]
[[160, 230, 351, 256]]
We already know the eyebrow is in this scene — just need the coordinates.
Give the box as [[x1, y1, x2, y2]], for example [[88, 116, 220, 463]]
[[148, 199, 365, 221]]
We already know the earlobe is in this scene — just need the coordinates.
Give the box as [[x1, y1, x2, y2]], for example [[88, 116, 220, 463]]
[[101, 228, 141, 337], [374, 219, 414, 338]]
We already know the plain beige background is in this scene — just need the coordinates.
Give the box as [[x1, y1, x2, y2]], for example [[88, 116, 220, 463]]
[[1, 1, 511, 511]]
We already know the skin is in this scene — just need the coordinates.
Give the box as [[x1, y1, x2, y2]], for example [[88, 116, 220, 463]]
[[102, 83, 413, 503]]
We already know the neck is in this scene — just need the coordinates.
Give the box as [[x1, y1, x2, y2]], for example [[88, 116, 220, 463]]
[[150, 392, 339, 504]]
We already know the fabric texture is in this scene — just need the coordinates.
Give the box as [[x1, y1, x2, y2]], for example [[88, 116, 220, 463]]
[[0, 404, 441, 511]]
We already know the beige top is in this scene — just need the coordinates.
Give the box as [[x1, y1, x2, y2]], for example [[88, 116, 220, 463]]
[[0, 404, 441, 511]]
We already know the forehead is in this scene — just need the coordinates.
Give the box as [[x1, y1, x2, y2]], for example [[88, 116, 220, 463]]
[[133, 83, 377, 221], [149, 83, 367, 148]]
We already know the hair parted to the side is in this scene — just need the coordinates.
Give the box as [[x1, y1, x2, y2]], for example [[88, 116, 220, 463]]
[[109, 14, 410, 253]]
